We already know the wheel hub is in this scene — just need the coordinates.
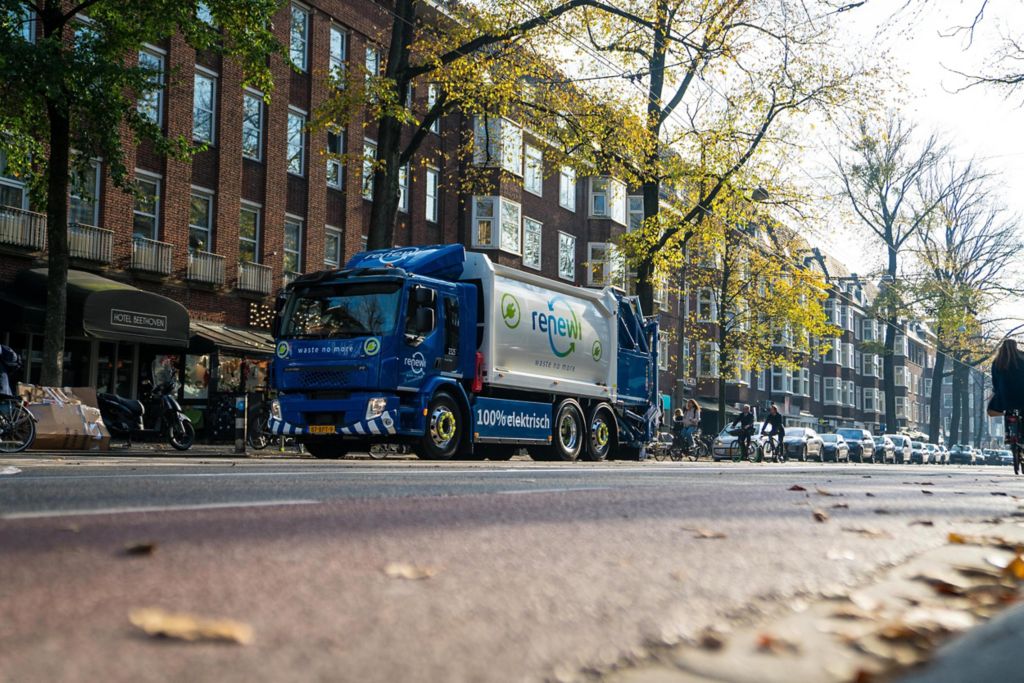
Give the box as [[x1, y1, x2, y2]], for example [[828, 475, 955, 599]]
[[430, 407, 457, 448], [559, 412, 579, 450]]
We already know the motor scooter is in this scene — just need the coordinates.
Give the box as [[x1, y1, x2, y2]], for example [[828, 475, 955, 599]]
[[98, 381, 195, 450]]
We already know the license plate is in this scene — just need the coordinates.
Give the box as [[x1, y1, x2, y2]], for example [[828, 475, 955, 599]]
[[309, 425, 335, 435]]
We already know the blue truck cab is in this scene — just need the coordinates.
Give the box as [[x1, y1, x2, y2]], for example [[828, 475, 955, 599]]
[[270, 245, 659, 461]]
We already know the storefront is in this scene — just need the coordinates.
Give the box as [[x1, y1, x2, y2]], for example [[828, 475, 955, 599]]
[[0, 268, 189, 396]]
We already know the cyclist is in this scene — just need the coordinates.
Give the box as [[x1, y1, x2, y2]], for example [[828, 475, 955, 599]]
[[0, 344, 20, 397], [991, 339, 1024, 473], [679, 399, 701, 453], [761, 403, 785, 461], [729, 404, 754, 459]]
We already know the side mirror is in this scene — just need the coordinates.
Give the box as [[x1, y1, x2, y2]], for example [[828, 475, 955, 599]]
[[414, 307, 435, 335], [272, 292, 288, 338], [414, 286, 436, 306]]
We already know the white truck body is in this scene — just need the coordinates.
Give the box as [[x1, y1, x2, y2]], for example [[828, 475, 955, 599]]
[[460, 253, 620, 401]]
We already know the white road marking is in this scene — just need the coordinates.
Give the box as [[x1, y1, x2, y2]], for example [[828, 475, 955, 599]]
[[497, 486, 613, 495], [1, 499, 321, 520]]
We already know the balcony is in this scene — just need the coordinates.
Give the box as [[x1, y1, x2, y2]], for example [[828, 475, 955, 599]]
[[187, 250, 225, 286], [0, 205, 46, 251], [237, 260, 272, 296], [131, 236, 173, 276], [68, 223, 113, 264]]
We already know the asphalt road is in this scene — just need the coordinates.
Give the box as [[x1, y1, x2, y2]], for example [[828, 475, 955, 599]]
[[1, 454, 1022, 682]]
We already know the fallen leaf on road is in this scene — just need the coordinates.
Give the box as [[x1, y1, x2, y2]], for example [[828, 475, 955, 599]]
[[816, 487, 838, 497], [670, 570, 687, 582], [123, 542, 157, 557], [873, 509, 892, 515], [0, 466, 21, 475], [57, 524, 80, 533], [383, 562, 439, 580], [909, 520, 935, 527], [831, 503, 850, 509], [756, 632, 800, 655], [913, 574, 968, 597], [992, 492, 1009, 497], [921, 490, 934, 496], [831, 604, 876, 620], [788, 484, 807, 491], [948, 532, 1019, 550], [813, 509, 830, 523], [954, 564, 1003, 580], [1002, 555, 1024, 580], [842, 527, 891, 538], [865, 493, 876, 497], [129, 608, 253, 645], [693, 529, 727, 539], [827, 548, 856, 561], [698, 629, 725, 650]]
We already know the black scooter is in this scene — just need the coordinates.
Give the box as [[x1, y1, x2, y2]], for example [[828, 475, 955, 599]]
[[98, 381, 195, 451]]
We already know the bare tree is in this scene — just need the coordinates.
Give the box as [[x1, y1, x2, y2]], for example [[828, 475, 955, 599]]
[[831, 112, 950, 433]]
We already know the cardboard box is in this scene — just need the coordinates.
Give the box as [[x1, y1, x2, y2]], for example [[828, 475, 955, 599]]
[[22, 385, 111, 452]]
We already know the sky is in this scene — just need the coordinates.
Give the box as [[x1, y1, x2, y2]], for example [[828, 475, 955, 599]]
[[821, 0, 1024, 290]]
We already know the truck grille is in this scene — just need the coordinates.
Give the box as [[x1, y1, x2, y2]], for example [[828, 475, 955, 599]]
[[286, 365, 364, 390]]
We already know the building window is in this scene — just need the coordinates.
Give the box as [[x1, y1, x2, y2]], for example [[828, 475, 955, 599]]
[[239, 204, 260, 263], [697, 288, 716, 322], [472, 196, 495, 247], [472, 116, 523, 176], [18, 4, 34, 41], [588, 176, 627, 225], [500, 197, 521, 254], [659, 332, 669, 371], [398, 163, 409, 213], [241, 90, 263, 160], [558, 231, 575, 281], [523, 218, 541, 270], [813, 375, 821, 402], [193, 70, 216, 143], [329, 25, 347, 79], [425, 167, 439, 223], [588, 243, 621, 287], [365, 46, 380, 82], [844, 380, 855, 407], [0, 151, 27, 209], [326, 129, 343, 189], [324, 226, 342, 268], [823, 377, 838, 405], [895, 396, 908, 419], [524, 145, 543, 195], [132, 173, 160, 239], [559, 166, 576, 211], [427, 83, 440, 133], [188, 189, 213, 252], [628, 195, 643, 231], [284, 216, 303, 275], [286, 108, 305, 176], [197, 1, 213, 24], [69, 159, 101, 226], [137, 47, 164, 125], [473, 196, 521, 253], [697, 342, 719, 378], [289, 4, 309, 72], [362, 139, 376, 199]]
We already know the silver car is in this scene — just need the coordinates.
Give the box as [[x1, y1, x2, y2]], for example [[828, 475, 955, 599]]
[[712, 421, 768, 461], [883, 434, 912, 464], [783, 427, 825, 461]]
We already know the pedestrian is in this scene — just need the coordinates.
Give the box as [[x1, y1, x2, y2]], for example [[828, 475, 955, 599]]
[[989, 339, 1024, 415], [0, 344, 21, 397], [729, 404, 754, 458]]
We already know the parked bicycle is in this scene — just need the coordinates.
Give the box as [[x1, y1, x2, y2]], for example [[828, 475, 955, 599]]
[[0, 395, 36, 453]]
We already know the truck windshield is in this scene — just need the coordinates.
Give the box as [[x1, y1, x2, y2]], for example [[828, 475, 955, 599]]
[[280, 281, 403, 339]]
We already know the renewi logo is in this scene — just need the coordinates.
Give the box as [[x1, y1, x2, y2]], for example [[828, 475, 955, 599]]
[[531, 296, 581, 358]]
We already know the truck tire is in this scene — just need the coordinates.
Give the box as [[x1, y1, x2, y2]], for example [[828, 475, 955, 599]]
[[552, 400, 584, 462], [584, 405, 615, 461], [416, 393, 462, 460], [306, 440, 349, 459]]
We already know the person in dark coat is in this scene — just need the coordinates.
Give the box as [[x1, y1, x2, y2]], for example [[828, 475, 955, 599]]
[[991, 339, 1024, 414], [729, 404, 755, 457]]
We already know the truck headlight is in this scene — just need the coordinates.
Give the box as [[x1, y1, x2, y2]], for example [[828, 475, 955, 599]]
[[269, 399, 282, 420], [366, 397, 387, 419]]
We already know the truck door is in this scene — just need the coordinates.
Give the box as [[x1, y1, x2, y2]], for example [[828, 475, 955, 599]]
[[398, 284, 442, 390]]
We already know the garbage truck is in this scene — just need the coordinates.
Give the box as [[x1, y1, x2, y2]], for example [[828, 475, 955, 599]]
[[268, 245, 660, 461]]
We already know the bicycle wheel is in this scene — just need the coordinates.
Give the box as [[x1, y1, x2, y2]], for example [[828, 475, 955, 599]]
[[0, 401, 35, 454]]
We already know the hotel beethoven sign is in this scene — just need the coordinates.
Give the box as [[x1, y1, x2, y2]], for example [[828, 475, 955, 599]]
[[110, 308, 168, 333]]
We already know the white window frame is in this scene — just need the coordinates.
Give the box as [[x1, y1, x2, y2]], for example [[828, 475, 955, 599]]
[[241, 89, 264, 161], [559, 166, 576, 211], [397, 163, 410, 213], [289, 4, 309, 72], [286, 107, 306, 177], [365, 45, 380, 80], [524, 144, 543, 196], [283, 214, 304, 275], [427, 83, 440, 133], [587, 242, 617, 287], [499, 196, 521, 254], [137, 46, 165, 126], [823, 377, 838, 406], [813, 375, 821, 402], [0, 150, 28, 210], [472, 196, 496, 249], [188, 186, 214, 252], [659, 332, 669, 371], [627, 195, 643, 231], [329, 24, 347, 80], [193, 68, 217, 144], [324, 225, 342, 268], [697, 342, 719, 379], [523, 217, 542, 271], [69, 158, 101, 226], [425, 167, 439, 223], [326, 128, 343, 189], [558, 231, 576, 281], [697, 288, 717, 322], [588, 176, 627, 225], [239, 202, 261, 264], [362, 139, 376, 199], [132, 171, 161, 240]]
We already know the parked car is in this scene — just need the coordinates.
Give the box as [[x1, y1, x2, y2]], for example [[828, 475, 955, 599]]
[[820, 433, 850, 462], [884, 434, 912, 464], [997, 449, 1014, 466], [783, 427, 825, 461], [837, 428, 874, 463], [871, 435, 895, 463], [923, 443, 941, 465], [948, 444, 976, 465], [712, 422, 768, 461], [934, 444, 949, 465], [909, 441, 926, 464], [982, 448, 1001, 466]]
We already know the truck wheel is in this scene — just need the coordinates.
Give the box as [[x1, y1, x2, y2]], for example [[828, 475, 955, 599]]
[[552, 400, 584, 462], [416, 393, 461, 460], [306, 440, 349, 459], [584, 405, 615, 462]]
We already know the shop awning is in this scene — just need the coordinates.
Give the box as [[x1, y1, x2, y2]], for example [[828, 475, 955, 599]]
[[190, 320, 274, 356], [10, 269, 189, 347]]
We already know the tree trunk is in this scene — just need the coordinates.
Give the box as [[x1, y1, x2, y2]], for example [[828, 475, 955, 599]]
[[949, 360, 962, 445], [882, 247, 897, 434], [365, 0, 415, 251], [959, 374, 971, 445], [40, 98, 71, 387], [928, 352, 945, 444]]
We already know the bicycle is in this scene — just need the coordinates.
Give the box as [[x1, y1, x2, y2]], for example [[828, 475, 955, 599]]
[[0, 395, 36, 453], [762, 433, 786, 463], [684, 429, 711, 461], [1006, 410, 1022, 475]]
